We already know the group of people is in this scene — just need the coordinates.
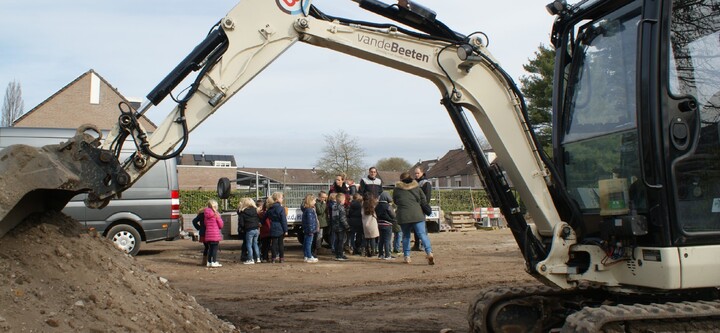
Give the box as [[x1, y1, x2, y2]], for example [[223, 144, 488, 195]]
[[192, 166, 435, 267], [192, 192, 290, 267]]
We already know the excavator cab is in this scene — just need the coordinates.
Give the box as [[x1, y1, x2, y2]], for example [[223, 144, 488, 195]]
[[553, 0, 720, 248], [469, 1, 720, 331]]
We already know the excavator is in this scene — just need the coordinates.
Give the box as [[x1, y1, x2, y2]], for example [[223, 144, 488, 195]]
[[0, 0, 719, 331]]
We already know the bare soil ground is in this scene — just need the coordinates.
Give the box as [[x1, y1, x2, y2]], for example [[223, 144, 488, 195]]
[[0, 212, 239, 333], [0, 212, 535, 332], [136, 228, 535, 333]]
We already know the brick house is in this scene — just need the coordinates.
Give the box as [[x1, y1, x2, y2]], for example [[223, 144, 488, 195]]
[[418, 148, 497, 188], [13, 69, 156, 131], [176, 153, 237, 190]]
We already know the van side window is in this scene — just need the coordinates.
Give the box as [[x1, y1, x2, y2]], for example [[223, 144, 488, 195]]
[[132, 163, 169, 189]]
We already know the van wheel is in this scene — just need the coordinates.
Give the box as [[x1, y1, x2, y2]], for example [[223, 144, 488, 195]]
[[217, 177, 231, 199], [107, 225, 141, 256]]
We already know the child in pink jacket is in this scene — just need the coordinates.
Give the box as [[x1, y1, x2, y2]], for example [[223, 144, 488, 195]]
[[203, 199, 224, 267]]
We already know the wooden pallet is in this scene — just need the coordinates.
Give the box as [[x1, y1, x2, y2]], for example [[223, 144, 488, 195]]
[[446, 211, 476, 231]]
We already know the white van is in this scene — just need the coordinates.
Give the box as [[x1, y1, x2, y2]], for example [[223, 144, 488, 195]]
[[0, 127, 182, 255]]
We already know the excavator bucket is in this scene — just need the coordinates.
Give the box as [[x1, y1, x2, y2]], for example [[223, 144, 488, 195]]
[[0, 125, 128, 239]]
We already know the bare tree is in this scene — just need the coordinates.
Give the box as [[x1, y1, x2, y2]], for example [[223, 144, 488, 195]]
[[2, 80, 24, 127], [315, 130, 366, 182], [376, 157, 411, 172]]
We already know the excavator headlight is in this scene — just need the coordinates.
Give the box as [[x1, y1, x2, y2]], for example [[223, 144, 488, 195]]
[[457, 44, 475, 61], [545, 0, 566, 16]]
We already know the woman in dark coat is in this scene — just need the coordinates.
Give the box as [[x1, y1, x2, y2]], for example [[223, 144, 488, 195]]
[[392, 172, 434, 265]]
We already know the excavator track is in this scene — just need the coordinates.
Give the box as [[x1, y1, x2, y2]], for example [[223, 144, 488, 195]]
[[562, 299, 720, 333], [467, 284, 580, 332], [469, 283, 720, 332]]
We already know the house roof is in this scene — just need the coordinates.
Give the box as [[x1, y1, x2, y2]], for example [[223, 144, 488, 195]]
[[375, 170, 402, 185], [177, 153, 237, 167], [411, 158, 439, 175], [424, 148, 475, 178], [237, 168, 327, 184], [13, 69, 157, 130]]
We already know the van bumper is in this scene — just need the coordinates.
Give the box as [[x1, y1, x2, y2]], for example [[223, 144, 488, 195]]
[[145, 219, 182, 242]]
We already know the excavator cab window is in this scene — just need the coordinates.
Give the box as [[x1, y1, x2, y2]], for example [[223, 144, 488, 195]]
[[561, 4, 646, 221], [667, 0, 720, 234]]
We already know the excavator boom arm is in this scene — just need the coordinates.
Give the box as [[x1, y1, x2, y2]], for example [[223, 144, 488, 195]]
[[103, 0, 563, 234]]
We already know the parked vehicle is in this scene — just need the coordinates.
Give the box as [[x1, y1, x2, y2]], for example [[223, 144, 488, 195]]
[[0, 127, 181, 255]]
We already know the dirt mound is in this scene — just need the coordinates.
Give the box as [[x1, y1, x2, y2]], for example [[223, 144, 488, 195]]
[[0, 211, 239, 332]]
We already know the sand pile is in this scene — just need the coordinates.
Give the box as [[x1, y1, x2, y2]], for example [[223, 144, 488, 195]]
[[0, 211, 239, 332]]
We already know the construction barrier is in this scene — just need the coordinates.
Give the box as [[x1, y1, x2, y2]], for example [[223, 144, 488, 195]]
[[473, 207, 506, 229]]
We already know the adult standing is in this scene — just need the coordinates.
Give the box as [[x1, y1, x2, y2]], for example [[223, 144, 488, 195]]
[[358, 166, 383, 199], [392, 172, 434, 265], [329, 173, 352, 208], [412, 167, 433, 251]]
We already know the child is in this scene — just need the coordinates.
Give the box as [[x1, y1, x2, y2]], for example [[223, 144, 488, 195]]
[[376, 192, 396, 260], [203, 199, 224, 268], [327, 193, 338, 253], [191, 207, 207, 266], [266, 192, 288, 263], [347, 193, 364, 255], [238, 198, 261, 264], [361, 194, 379, 258], [332, 194, 350, 261], [313, 191, 328, 256], [301, 194, 319, 263], [258, 199, 271, 262]]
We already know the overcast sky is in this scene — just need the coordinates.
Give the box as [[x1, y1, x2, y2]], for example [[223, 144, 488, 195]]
[[0, 0, 556, 169]]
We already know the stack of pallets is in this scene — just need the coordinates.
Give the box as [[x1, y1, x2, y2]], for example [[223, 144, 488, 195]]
[[446, 211, 476, 231]]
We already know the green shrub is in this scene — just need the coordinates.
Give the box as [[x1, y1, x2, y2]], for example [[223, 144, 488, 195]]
[[180, 190, 255, 214], [436, 189, 493, 212]]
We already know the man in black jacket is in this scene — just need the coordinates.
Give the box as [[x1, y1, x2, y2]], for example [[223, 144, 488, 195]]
[[358, 166, 383, 199]]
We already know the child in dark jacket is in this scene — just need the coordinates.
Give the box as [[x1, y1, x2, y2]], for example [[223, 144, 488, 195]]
[[327, 193, 338, 253], [347, 193, 363, 255], [301, 194, 319, 263], [266, 192, 288, 263], [376, 192, 397, 260], [332, 194, 350, 261], [238, 197, 261, 264], [191, 208, 207, 266]]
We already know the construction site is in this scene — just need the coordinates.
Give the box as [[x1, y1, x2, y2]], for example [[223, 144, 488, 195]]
[[1, 212, 527, 332]]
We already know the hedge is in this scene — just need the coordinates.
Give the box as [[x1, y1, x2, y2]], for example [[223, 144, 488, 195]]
[[180, 190, 255, 214], [180, 188, 514, 215]]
